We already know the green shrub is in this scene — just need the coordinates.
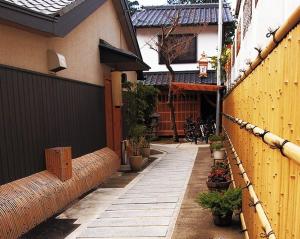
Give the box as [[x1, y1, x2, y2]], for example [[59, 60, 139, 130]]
[[210, 142, 223, 150], [209, 135, 225, 142], [196, 188, 242, 218]]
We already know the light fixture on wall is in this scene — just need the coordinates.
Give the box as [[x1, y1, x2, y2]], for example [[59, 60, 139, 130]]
[[47, 50, 67, 73], [198, 52, 208, 78]]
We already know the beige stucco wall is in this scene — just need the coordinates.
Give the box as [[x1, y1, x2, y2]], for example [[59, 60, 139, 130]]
[[0, 0, 137, 86]]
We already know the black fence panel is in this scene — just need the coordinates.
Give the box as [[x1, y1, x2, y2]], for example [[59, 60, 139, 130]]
[[0, 65, 106, 184]]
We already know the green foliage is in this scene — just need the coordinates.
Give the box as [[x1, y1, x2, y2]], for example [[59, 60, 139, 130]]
[[123, 82, 159, 140], [224, 21, 237, 46], [126, 0, 140, 15], [210, 142, 223, 150], [212, 162, 229, 171], [210, 48, 231, 73], [129, 124, 147, 142], [136, 83, 159, 126], [197, 188, 242, 217], [208, 134, 225, 142], [167, 0, 219, 4]]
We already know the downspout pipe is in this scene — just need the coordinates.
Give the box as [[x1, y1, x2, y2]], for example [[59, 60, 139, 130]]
[[216, 0, 223, 135]]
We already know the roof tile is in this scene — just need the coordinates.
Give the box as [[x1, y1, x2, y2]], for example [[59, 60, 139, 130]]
[[2, 0, 84, 16], [132, 3, 233, 28], [144, 71, 217, 86]]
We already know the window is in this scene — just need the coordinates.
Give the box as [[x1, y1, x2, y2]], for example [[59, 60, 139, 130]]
[[158, 34, 197, 64]]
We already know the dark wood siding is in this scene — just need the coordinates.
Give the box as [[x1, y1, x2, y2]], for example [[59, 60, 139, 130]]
[[0, 65, 106, 185]]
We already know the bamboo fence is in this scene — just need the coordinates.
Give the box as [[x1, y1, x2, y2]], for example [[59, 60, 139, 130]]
[[223, 16, 300, 239]]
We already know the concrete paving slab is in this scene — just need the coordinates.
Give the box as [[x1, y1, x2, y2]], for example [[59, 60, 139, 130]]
[[98, 209, 175, 218], [88, 217, 171, 227], [107, 203, 177, 210], [112, 196, 179, 204], [78, 226, 169, 238]]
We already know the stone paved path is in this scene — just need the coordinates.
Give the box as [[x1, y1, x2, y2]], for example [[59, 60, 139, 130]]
[[76, 143, 198, 239]]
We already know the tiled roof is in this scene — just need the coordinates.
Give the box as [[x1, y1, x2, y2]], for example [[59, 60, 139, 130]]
[[144, 70, 217, 86], [132, 3, 233, 28], [2, 0, 85, 16]]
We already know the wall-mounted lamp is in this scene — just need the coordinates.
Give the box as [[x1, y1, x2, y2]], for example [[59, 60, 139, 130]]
[[47, 49, 67, 73]]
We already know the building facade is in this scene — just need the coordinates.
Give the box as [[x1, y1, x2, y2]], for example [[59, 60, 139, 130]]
[[132, 3, 233, 136], [0, 0, 148, 184], [230, 0, 300, 84]]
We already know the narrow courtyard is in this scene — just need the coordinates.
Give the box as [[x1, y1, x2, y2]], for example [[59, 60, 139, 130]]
[[23, 143, 243, 239]]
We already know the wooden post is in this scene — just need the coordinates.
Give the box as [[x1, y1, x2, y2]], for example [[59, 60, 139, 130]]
[[45, 147, 72, 181]]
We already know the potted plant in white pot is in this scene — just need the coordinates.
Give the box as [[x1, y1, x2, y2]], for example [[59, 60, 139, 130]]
[[211, 142, 226, 160], [208, 134, 225, 145], [197, 188, 242, 226]]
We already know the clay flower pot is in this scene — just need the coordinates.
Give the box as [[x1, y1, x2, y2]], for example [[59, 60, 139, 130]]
[[206, 179, 231, 191], [212, 211, 233, 226], [129, 155, 144, 171]]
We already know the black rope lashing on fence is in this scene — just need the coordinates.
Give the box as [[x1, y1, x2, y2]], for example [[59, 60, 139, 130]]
[[240, 122, 249, 129], [236, 161, 243, 166], [278, 140, 290, 157], [266, 27, 279, 45], [261, 130, 270, 143], [254, 47, 264, 60], [239, 171, 247, 177], [242, 181, 253, 190], [240, 228, 248, 233], [249, 200, 262, 209], [251, 125, 258, 132], [260, 230, 275, 238]]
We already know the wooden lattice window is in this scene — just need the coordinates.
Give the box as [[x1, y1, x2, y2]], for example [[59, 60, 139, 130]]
[[158, 34, 197, 64], [243, 0, 252, 38]]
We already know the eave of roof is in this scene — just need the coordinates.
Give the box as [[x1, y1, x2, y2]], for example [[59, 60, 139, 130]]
[[144, 70, 217, 86], [99, 39, 150, 71], [0, 0, 143, 59]]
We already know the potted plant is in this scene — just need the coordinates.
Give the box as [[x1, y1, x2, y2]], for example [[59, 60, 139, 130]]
[[128, 124, 146, 171], [208, 134, 225, 144], [197, 188, 242, 226], [140, 136, 151, 158], [206, 165, 231, 191], [211, 142, 226, 160]]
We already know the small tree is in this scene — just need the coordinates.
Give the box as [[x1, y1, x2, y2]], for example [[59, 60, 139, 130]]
[[147, 12, 205, 142]]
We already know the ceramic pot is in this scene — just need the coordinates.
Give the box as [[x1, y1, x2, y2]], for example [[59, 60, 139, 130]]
[[212, 211, 233, 226], [213, 149, 226, 160], [129, 155, 144, 171], [206, 180, 231, 191]]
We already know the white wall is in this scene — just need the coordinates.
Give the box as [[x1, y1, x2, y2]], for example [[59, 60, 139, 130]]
[[231, 0, 300, 82], [136, 25, 218, 72]]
